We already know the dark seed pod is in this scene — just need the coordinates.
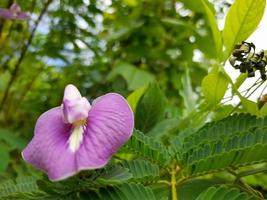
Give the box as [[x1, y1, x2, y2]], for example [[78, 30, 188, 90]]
[[229, 55, 237, 66], [230, 41, 267, 81]]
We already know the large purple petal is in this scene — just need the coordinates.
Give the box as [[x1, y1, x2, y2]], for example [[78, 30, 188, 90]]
[[22, 107, 76, 181], [76, 93, 134, 170]]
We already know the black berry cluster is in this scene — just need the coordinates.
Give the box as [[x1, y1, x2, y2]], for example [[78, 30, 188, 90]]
[[229, 41, 267, 80]]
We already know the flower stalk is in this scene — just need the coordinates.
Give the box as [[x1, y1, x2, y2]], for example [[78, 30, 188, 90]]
[[171, 165, 180, 200]]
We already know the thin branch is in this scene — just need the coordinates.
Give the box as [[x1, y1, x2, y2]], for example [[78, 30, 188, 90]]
[[0, 0, 53, 109]]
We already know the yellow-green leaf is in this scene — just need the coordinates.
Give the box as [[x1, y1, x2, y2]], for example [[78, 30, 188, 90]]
[[240, 97, 260, 115], [127, 85, 147, 113], [223, 0, 266, 58], [202, 72, 229, 106], [201, 0, 222, 59]]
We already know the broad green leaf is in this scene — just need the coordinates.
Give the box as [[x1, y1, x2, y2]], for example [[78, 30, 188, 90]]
[[108, 62, 155, 90], [223, 0, 266, 58], [127, 85, 147, 113], [202, 72, 229, 106], [201, 0, 222, 59], [135, 84, 166, 133], [240, 97, 260, 116]]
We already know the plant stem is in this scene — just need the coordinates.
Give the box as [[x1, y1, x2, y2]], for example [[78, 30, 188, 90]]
[[157, 180, 171, 186], [237, 167, 267, 178], [227, 167, 265, 199], [171, 165, 179, 200]]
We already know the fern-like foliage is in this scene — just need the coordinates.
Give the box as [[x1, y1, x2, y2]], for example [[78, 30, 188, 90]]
[[168, 114, 267, 176], [195, 186, 258, 200], [123, 130, 171, 166], [122, 159, 160, 182], [182, 114, 265, 154], [0, 176, 38, 197], [85, 183, 156, 200]]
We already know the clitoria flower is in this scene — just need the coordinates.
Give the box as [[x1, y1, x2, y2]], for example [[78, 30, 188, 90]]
[[22, 84, 134, 181], [0, 3, 29, 20]]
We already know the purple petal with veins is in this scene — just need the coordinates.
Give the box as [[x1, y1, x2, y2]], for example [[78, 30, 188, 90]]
[[22, 84, 134, 181]]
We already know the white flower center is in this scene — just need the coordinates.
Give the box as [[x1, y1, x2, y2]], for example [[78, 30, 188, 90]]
[[68, 120, 86, 152]]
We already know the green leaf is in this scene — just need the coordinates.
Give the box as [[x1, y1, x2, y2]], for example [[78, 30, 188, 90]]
[[127, 85, 147, 113], [180, 69, 196, 114], [260, 103, 267, 117], [0, 128, 27, 150], [146, 118, 180, 140], [201, 0, 222, 59], [169, 113, 267, 175], [122, 159, 160, 182], [178, 179, 225, 200], [123, 130, 171, 166], [89, 183, 156, 200], [185, 127, 267, 175], [169, 128, 195, 161], [108, 62, 155, 90], [122, 0, 138, 7], [240, 97, 260, 116], [135, 84, 166, 133], [196, 186, 257, 200], [223, 0, 266, 58], [234, 73, 247, 91], [0, 145, 10, 174], [212, 105, 235, 121], [96, 165, 133, 185], [179, 0, 215, 13], [0, 176, 38, 197], [202, 72, 229, 106], [0, 71, 11, 93], [181, 114, 261, 154], [161, 18, 190, 28]]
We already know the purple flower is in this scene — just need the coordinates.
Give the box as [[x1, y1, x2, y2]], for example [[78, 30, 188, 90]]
[[22, 84, 134, 181], [0, 3, 30, 20]]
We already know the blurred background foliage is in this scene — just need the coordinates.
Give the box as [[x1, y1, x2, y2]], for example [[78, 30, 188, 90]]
[[0, 0, 232, 181]]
